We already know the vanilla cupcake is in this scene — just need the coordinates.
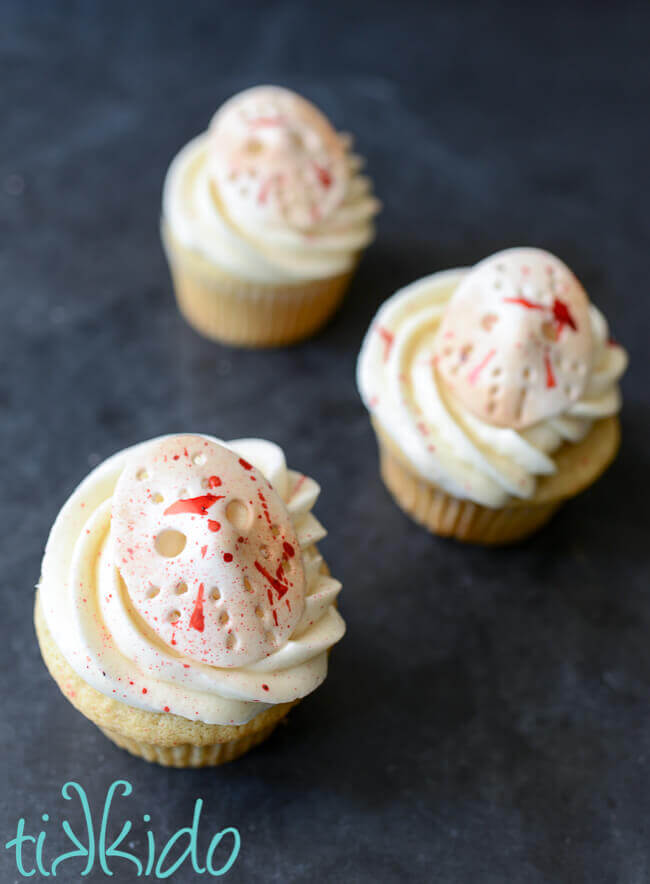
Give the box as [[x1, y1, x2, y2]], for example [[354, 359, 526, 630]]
[[162, 86, 380, 347], [357, 248, 628, 544], [35, 434, 345, 766]]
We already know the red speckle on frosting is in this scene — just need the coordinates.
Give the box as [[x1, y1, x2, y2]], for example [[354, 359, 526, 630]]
[[189, 583, 205, 632], [544, 352, 556, 388], [283, 541, 295, 558], [207, 520, 221, 532], [249, 115, 285, 127], [208, 475, 222, 488], [254, 560, 289, 599], [468, 348, 496, 385], [200, 545, 207, 558], [552, 297, 578, 333], [313, 161, 332, 189], [262, 684, 270, 691], [164, 494, 223, 516], [223, 552, 233, 563], [377, 325, 394, 362], [238, 458, 253, 470], [503, 296, 544, 312]]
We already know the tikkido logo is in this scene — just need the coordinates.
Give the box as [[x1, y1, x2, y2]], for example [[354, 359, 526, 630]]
[[5, 781, 241, 878]]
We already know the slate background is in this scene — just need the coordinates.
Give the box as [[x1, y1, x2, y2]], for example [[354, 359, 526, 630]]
[[2, 1, 649, 882]]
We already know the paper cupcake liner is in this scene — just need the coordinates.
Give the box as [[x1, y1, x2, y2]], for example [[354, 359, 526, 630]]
[[34, 594, 296, 767], [372, 416, 620, 545], [99, 719, 285, 768], [162, 223, 355, 347]]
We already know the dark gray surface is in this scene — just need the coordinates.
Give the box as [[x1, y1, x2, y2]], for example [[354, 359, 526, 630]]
[[2, 1, 649, 882]]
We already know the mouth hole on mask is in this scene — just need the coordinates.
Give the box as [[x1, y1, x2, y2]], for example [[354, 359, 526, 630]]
[[136, 469, 149, 481], [226, 499, 252, 532], [175, 582, 188, 595], [155, 530, 186, 558], [152, 492, 164, 504], [146, 586, 160, 599], [219, 610, 230, 626], [168, 609, 181, 623]]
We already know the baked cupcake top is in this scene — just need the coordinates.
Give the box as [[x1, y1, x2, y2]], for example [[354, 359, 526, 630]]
[[39, 435, 345, 725], [357, 248, 628, 508], [163, 86, 380, 283]]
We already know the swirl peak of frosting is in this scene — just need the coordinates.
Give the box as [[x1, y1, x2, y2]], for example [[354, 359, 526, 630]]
[[209, 86, 348, 232], [434, 248, 593, 429]]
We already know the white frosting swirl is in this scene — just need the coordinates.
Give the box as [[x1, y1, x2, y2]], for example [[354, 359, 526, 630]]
[[39, 437, 345, 725], [162, 131, 379, 283], [357, 269, 627, 508]]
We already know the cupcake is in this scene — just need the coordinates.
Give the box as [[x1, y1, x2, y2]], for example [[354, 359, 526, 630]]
[[357, 248, 628, 544], [35, 434, 345, 766], [162, 85, 380, 347]]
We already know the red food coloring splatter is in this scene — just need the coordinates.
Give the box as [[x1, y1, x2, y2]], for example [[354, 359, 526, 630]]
[[283, 541, 295, 558], [544, 353, 556, 388], [189, 583, 205, 632], [377, 325, 394, 362], [208, 520, 221, 532], [173, 455, 180, 460], [262, 684, 270, 692], [313, 162, 332, 189], [468, 349, 496, 385], [257, 176, 275, 205], [503, 296, 545, 311], [208, 476, 222, 488], [255, 561, 289, 599], [200, 545, 207, 558], [272, 610, 279, 626], [258, 490, 272, 526], [164, 494, 223, 516], [249, 116, 285, 127], [552, 298, 578, 333], [223, 552, 233, 563], [142, 688, 148, 695], [239, 458, 253, 470], [164, 706, 170, 712]]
